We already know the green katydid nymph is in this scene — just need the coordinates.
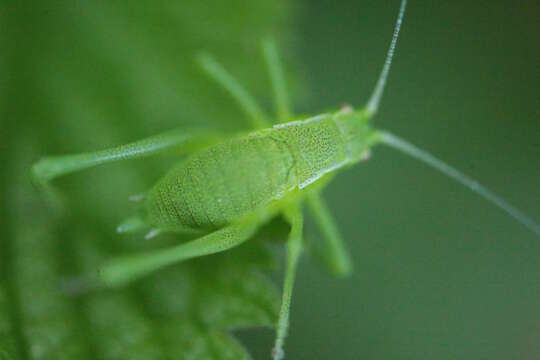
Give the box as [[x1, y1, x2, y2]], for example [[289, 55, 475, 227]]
[[31, 0, 539, 358]]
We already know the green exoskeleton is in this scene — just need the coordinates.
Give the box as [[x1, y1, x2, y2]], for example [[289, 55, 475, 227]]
[[32, 0, 539, 358]]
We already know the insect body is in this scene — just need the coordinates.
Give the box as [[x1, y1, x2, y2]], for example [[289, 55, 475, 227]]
[[146, 112, 374, 232], [31, 0, 539, 358]]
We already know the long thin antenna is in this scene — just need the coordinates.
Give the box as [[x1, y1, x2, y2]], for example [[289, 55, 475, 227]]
[[366, 0, 407, 116], [379, 131, 540, 236]]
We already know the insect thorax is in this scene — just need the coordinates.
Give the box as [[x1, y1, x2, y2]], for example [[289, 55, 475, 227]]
[[274, 111, 377, 185], [273, 114, 349, 188]]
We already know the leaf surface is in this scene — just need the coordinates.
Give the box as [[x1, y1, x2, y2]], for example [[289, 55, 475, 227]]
[[2, 0, 294, 358]]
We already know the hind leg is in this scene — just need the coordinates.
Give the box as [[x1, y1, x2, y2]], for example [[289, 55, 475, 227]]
[[99, 216, 262, 288], [32, 128, 222, 184]]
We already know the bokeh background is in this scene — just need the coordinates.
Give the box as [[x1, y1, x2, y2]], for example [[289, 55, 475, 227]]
[[274, 1, 540, 359], [2, 0, 539, 359]]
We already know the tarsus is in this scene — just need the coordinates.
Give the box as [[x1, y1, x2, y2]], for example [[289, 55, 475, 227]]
[[379, 131, 540, 236], [366, 0, 407, 116]]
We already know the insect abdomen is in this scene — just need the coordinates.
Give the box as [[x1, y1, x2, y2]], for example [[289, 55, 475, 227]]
[[145, 133, 296, 230]]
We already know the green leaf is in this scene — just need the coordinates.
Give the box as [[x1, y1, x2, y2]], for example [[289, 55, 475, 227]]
[[75, 234, 280, 359], [0, 286, 17, 360], [195, 247, 280, 330], [159, 322, 251, 360], [3, 1, 294, 358], [8, 165, 89, 359], [134, 238, 280, 358]]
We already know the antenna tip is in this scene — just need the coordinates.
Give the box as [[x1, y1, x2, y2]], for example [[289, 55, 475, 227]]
[[365, 0, 407, 117]]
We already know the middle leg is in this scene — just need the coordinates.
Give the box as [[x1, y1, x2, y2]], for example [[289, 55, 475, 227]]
[[272, 206, 304, 360]]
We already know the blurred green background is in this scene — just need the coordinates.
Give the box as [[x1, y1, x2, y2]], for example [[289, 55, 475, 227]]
[[2, 0, 539, 359]]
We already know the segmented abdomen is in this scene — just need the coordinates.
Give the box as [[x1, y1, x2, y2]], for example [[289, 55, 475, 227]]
[[146, 133, 295, 230]]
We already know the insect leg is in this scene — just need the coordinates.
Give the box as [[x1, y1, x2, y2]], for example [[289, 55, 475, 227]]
[[98, 218, 261, 288], [306, 192, 353, 276], [272, 206, 303, 360], [198, 53, 269, 129], [262, 38, 290, 123], [32, 128, 222, 184]]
